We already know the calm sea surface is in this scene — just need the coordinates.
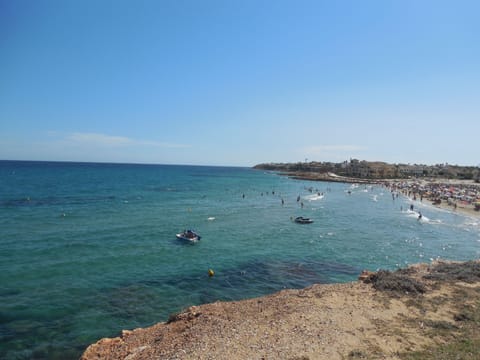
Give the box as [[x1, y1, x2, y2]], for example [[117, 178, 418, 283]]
[[1, 161, 479, 359]]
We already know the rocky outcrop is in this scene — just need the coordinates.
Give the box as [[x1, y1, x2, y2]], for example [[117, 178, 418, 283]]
[[81, 261, 480, 360]]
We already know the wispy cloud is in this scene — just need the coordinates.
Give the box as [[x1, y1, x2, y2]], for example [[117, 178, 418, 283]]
[[67, 132, 133, 146], [138, 140, 191, 149], [299, 144, 367, 161], [303, 145, 366, 154], [63, 132, 190, 148]]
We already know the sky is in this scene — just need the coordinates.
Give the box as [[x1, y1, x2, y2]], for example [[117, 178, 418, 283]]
[[1, 0, 479, 167]]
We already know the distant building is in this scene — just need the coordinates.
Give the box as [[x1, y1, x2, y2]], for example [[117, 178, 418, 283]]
[[397, 164, 426, 178]]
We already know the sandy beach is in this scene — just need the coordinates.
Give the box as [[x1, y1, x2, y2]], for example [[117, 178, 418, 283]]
[[428, 198, 479, 219], [385, 178, 480, 220], [81, 261, 480, 360], [280, 170, 480, 219]]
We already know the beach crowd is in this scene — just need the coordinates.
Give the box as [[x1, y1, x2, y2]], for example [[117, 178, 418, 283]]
[[386, 179, 480, 213]]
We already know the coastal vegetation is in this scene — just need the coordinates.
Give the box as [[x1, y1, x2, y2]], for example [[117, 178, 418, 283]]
[[399, 262, 480, 360], [361, 262, 480, 360]]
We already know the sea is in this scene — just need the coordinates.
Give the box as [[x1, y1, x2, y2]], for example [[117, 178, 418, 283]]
[[0, 160, 479, 359]]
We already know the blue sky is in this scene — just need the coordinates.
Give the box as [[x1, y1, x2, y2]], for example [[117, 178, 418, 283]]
[[1, 0, 479, 166]]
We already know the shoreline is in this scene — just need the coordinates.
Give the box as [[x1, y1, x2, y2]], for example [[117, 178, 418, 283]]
[[279, 171, 380, 184], [81, 260, 480, 359], [413, 195, 479, 219], [385, 179, 480, 219], [273, 170, 480, 219]]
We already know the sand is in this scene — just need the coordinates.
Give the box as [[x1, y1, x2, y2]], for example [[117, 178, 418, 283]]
[[395, 179, 480, 219], [429, 199, 480, 219]]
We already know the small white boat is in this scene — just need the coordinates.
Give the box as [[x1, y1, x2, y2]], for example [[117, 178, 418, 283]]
[[176, 229, 201, 242]]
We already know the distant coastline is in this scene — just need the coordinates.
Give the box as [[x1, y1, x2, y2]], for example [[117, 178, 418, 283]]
[[257, 168, 375, 184], [253, 159, 480, 182]]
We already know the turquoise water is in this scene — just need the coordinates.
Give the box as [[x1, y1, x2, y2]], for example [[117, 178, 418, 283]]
[[1, 161, 479, 359]]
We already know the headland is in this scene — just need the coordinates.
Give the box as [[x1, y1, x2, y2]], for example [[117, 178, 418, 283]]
[[81, 260, 480, 359]]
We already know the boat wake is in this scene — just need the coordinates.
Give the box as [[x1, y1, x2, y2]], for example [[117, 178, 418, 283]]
[[303, 194, 324, 201], [404, 209, 431, 223], [404, 210, 444, 225]]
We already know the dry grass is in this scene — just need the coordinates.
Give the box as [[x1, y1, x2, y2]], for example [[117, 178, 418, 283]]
[[368, 269, 426, 295], [423, 260, 480, 283]]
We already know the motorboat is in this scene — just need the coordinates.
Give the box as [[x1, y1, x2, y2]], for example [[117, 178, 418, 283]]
[[176, 229, 201, 242], [294, 216, 314, 224]]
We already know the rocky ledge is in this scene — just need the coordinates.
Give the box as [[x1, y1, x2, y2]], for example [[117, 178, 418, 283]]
[[81, 261, 480, 360]]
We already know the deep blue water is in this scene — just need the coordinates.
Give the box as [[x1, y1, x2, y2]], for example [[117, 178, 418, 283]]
[[0, 161, 479, 359]]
